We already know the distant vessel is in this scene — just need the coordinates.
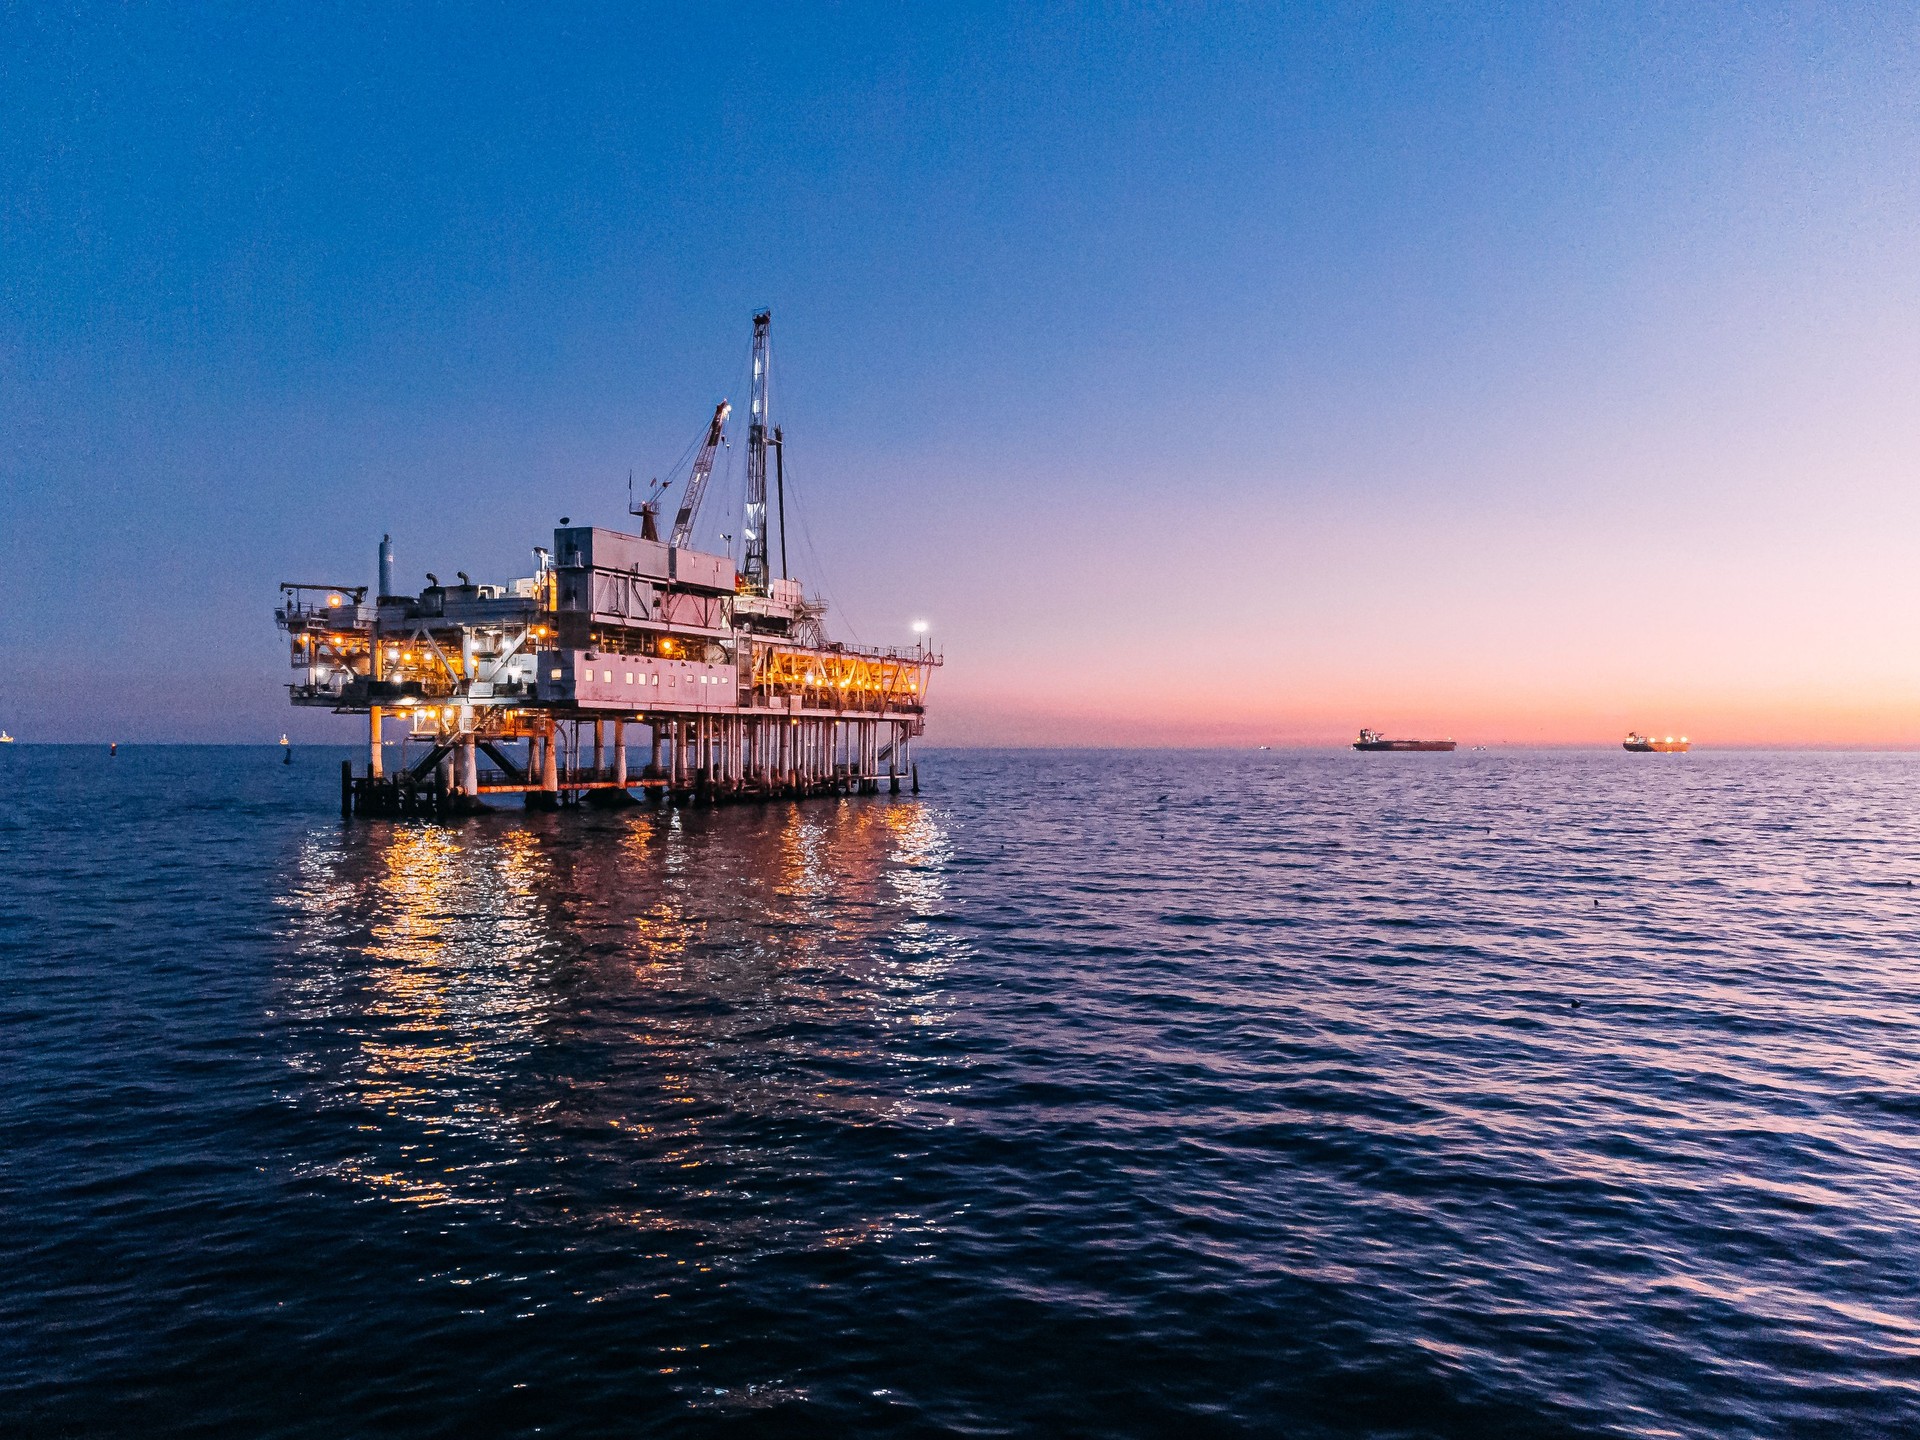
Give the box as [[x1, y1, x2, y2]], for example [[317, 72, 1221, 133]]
[[0, 731, 12, 744], [1353, 729, 1456, 752], [1624, 733, 1689, 753]]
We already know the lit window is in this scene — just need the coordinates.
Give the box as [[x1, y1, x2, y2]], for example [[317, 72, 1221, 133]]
[[550, 668, 562, 680], [603, 670, 612, 682], [652, 674, 659, 685], [625, 673, 634, 685]]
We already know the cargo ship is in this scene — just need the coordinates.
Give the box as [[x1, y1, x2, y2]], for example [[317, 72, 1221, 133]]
[[1624, 733, 1689, 753], [1353, 729, 1456, 752]]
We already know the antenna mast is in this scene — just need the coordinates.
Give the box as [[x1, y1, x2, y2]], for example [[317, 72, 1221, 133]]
[[742, 310, 772, 594]]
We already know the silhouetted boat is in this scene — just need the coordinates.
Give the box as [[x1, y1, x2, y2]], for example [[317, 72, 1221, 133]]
[[1624, 732, 1689, 753], [1353, 729, 1455, 752]]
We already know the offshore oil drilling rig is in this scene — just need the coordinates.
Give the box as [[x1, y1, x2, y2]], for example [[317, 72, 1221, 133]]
[[276, 312, 940, 816]]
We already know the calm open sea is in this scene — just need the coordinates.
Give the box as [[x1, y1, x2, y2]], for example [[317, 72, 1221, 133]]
[[4, 745, 1919, 1437]]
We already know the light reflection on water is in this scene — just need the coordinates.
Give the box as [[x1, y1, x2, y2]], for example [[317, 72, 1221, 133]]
[[275, 799, 961, 1228]]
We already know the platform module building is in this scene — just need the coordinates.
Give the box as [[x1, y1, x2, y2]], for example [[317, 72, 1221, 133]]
[[277, 312, 939, 815]]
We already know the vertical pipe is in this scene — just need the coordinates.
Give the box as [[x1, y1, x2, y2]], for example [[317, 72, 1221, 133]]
[[592, 719, 604, 777], [650, 722, 664, 778], [456, 703, 475, 798], [774, 427, 788, 581], [614, 719, 627, 787], [541, 719, 559, 794], [368, 605, 385, 781]]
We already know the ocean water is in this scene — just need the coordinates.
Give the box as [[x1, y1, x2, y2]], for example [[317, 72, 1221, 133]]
[[4, 744, 1919, 1438]]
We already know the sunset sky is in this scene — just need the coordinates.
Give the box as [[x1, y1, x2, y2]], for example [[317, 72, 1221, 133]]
[[5, 4, 1918, 745]]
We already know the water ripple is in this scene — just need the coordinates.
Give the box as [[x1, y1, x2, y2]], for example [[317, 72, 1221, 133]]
[[3, 745, 1920, 1436]]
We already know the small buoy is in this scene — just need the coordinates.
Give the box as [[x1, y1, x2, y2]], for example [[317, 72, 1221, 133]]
[[109, 742, 117, 755], [1593, 898, 1599, 907], [1570, 1000, 1581, 1008]]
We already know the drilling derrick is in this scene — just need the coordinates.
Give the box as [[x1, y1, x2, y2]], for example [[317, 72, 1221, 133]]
[[277, 308, 940, 818], [741, 310, 772, 596]]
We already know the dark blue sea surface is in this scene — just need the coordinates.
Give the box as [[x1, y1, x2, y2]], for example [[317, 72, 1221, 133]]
[[4, 745, 1919, 1437]]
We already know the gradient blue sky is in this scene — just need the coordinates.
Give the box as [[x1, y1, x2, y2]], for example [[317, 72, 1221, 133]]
[[5, 3, 1918, 743]]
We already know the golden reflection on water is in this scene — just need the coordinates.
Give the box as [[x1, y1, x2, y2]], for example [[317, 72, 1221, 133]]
[[275, 799, 960, 1226]]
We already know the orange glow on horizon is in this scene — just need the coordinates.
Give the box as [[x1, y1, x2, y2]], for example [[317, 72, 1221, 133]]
[[930, 679, 1920, 749]]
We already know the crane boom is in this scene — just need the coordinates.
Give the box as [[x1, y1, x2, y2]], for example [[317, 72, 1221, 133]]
[[669, 399, 732, 550]]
